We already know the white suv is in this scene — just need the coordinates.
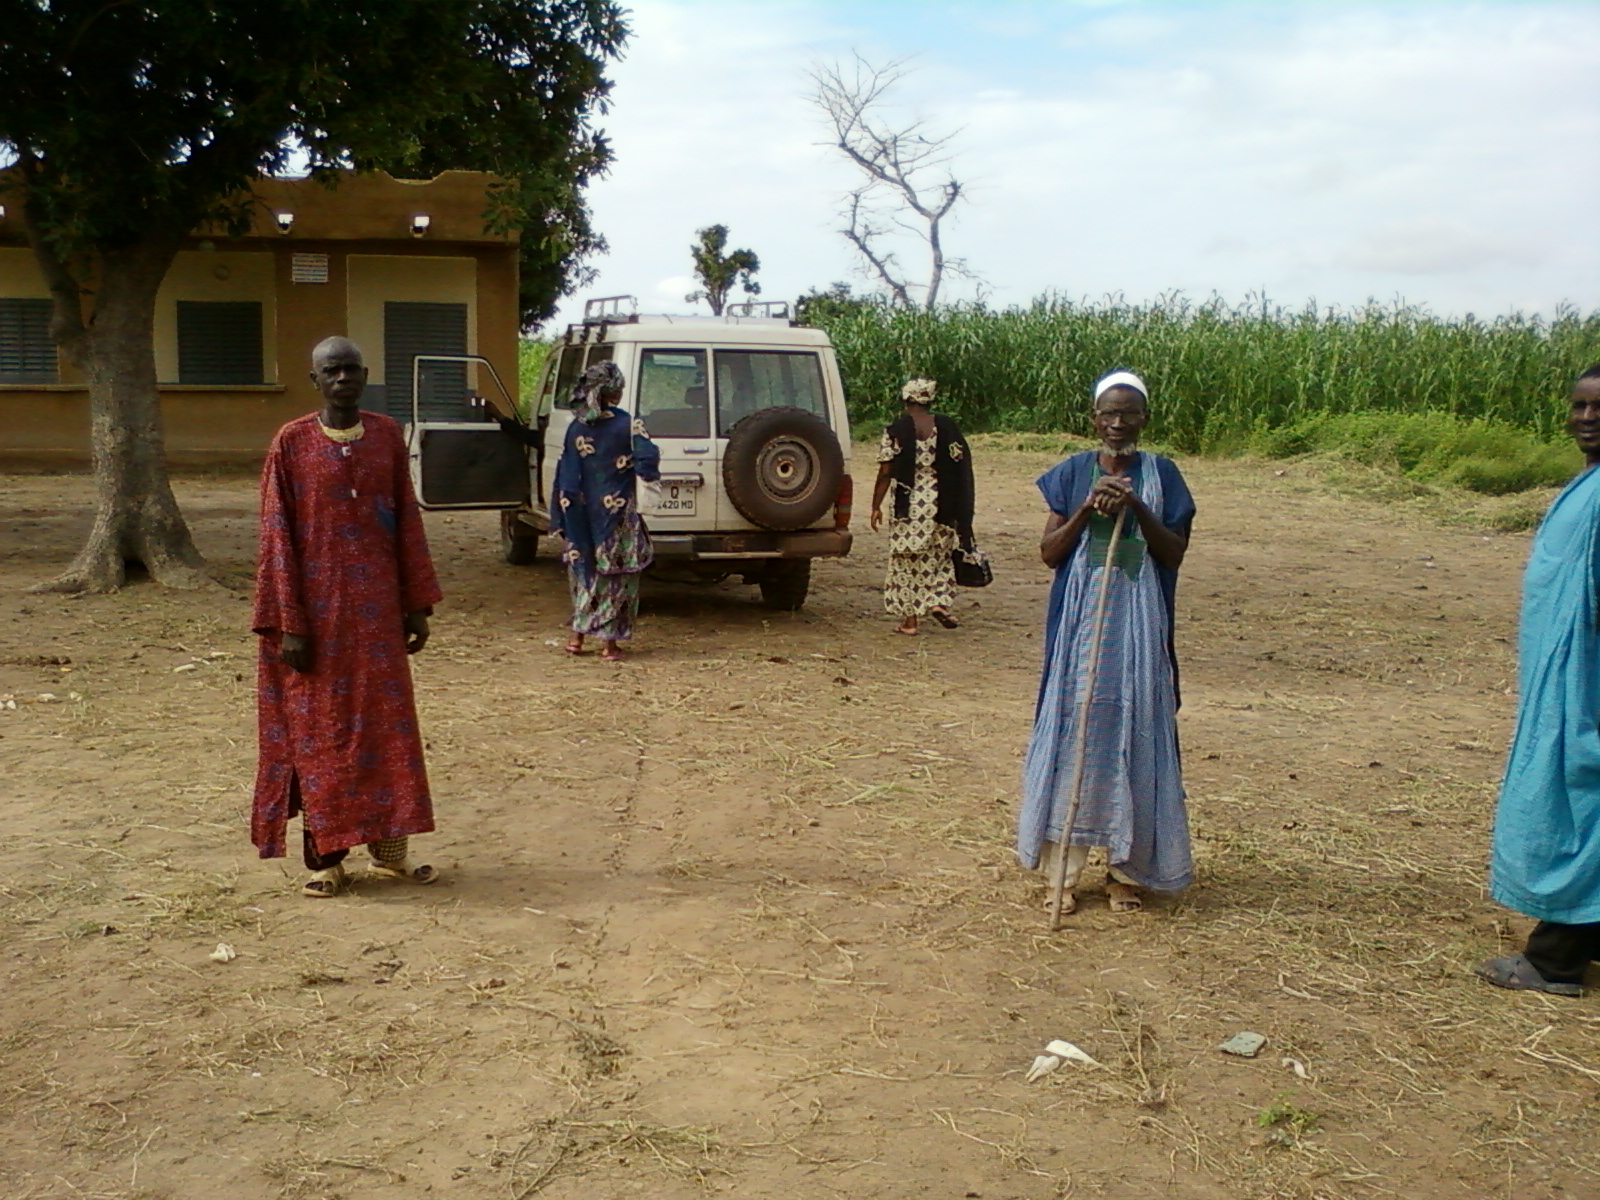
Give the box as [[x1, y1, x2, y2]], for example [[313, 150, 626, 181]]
[[404, 297, 854, 611]]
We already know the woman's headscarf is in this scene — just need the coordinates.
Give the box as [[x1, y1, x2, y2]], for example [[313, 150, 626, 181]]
[[571, 360, 626, 423], [901, 377, 938, 405]]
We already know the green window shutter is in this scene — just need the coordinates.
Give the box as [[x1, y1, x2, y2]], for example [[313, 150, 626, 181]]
[[0, 299, 58, 383], [176, 301, 263, 384], [384, 301, 469, 422]]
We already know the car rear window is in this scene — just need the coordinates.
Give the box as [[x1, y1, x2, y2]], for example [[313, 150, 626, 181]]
[[636, 348, 709, 437], [713, 350, 827, 436]]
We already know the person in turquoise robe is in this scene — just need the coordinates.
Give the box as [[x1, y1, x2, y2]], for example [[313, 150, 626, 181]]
[[1477, 365, 1600, 997]]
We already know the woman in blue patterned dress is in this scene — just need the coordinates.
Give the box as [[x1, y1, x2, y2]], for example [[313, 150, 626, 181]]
[[550, 362, 661, 662]]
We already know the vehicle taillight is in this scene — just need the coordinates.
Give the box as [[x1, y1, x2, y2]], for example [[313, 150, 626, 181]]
[[833, 474, 854, 530]]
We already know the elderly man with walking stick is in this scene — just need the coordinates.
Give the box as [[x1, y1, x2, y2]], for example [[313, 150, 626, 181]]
[[1477, 365, 1600, 996], [1017, 371, 1197, 925]]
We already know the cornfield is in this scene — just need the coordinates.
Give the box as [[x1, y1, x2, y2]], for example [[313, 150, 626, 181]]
[[806, 295, 1600, 451]]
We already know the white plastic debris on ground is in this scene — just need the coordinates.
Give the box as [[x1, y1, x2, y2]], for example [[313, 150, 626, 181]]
[[1025, 1038, 1103, 1082]]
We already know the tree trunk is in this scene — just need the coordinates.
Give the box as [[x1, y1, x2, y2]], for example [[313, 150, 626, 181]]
[[925, 215, 944, 310], [38, 238, 211, 593]]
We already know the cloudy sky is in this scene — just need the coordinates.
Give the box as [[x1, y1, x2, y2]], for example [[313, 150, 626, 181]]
[[554, 0, 1600, 327]]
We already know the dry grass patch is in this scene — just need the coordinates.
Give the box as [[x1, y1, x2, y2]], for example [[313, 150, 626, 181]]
[[498, 1116, 727, 1197]]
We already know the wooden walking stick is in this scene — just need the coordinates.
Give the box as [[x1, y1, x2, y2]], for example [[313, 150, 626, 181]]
[[1048, 506, 1128, 931]]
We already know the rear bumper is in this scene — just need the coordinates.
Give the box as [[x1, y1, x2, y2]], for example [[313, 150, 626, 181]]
[[650, 530, 853, 560]]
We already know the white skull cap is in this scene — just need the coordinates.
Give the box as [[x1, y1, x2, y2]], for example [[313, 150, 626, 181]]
[[1093, 370, 1147, 401]]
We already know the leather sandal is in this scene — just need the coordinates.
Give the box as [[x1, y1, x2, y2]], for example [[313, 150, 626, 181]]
[[1107, 881, 1144, 913], [302, 864, 347, 899], [368, 857, 439, 885], [1475, 954, 1582, 997], [1041, 890, 1076, 915]]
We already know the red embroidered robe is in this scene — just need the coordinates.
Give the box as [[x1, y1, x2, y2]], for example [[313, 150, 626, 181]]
[[251, 411, 443, 858]]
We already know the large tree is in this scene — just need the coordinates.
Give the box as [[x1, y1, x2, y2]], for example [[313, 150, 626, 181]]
[[0, 0, 626, 591]]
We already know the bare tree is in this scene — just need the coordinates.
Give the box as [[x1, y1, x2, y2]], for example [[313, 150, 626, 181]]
[[808, 55, 967, 309]]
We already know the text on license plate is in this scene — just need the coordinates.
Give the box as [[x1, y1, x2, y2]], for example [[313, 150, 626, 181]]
[[656, 483, 697, 515]]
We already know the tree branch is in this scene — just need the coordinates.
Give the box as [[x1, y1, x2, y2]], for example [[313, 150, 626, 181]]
[[840, 190, 912, 307], [13, 154, 89, 356]]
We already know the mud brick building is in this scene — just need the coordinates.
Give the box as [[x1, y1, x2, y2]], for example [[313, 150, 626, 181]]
[[0, 170, 519, 467]]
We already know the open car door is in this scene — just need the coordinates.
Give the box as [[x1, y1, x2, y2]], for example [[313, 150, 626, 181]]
[[403, 354, 533, 511]]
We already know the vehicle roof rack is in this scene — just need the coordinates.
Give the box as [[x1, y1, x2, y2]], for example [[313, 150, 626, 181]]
[[726, 301, 792, 322], [582, 295, 639, 324], [563, 295, 640, 345]]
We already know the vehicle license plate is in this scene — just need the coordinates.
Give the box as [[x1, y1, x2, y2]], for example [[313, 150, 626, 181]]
[[656, 482, 697, 516]]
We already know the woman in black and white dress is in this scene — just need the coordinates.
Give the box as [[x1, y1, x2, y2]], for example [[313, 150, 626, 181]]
[[869, 377, 976, 635]]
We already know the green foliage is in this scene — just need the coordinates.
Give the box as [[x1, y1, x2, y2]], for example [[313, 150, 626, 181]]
[[517, 337, 554, 418], [0, 0, 627, 321], [1256, 1098, 1321, 1146], [685, 225, 760, 316], [1252, 411, 1582, 494], [801, 295, 1600, 463], [795, 281, 878, 325], [1256, 1099, 1319, 1132]]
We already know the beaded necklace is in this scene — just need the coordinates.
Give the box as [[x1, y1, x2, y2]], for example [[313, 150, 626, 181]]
[[318, 419, 365, 444]]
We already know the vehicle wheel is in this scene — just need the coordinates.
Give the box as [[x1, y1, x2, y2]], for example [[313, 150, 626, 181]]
[[501, 511, 539, 565], [722, 407, 844, 531], [759, 559, 811, 611]]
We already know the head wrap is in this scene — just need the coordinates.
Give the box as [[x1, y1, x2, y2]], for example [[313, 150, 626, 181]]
[[571, 360, 626, 423], [1093, 370, 1147, 403], [901, 377, 938, 404]]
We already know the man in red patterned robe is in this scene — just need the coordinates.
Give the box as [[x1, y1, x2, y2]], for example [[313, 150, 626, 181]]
[[252, 337, 444, 897]]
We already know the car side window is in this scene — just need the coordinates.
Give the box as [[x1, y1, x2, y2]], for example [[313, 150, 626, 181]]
[[636, 349, 709, 437], [713, 350, 827, 436]]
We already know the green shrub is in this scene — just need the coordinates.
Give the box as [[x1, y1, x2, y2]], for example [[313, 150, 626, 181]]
[[1249, 410, 1582, 494], [517, 337, 553, 418], [1441, 457, 1535, 495]]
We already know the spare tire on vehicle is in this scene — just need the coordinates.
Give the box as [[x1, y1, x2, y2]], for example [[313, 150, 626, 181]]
[[722, 406, 844, 531]]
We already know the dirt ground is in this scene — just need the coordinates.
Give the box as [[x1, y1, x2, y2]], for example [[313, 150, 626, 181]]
[[2, 444, 1598, 1200]]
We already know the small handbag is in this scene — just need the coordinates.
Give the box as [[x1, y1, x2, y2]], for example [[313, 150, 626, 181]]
[[952, 532, 992, 588], [635, 477, 663, 514]]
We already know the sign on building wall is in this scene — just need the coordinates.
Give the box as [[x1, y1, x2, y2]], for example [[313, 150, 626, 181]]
[[290, 253, 330, 284]]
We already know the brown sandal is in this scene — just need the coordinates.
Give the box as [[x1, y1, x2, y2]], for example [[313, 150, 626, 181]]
[[302, 865, 347, 898], [1107, 881, 1143, 913], [1042, 889, 1077, 916], [369, 858, 439, 885]]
